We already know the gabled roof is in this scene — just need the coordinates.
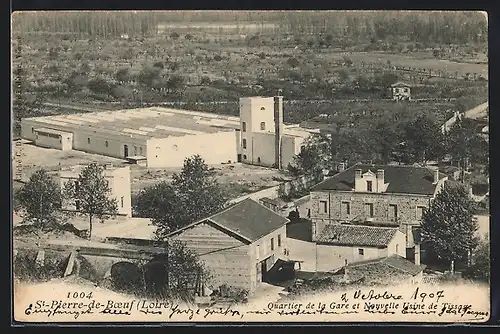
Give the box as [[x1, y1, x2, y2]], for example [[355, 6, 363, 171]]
[[348, 255, 426, 276], [167, 198, 289, 243], [311, 163, 447, 195], [391, 81, 411, 87], [316, 224, 398, 248]]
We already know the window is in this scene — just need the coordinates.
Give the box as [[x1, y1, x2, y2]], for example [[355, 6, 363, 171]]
[[75, 200, 80, 210], [278, 234, 281, 247], [366, 180, 373, 192], [242, 139, 247, 149], [74, 181, 80, 193], [341, 201, 351, 216], [358, 248, 364, 256], [364, 203, 374, 217], [105, 141, 109, 147], [242, 122, 247, 132], [260, 122, 266, 130], [243, 154, 247, 160], [416, 206, 427, 219], [256, 245, 260, 260], [260, 107, 265, 110], [389, 204, 398, 218], [87, 137, 91, 144], [134, 146, 137, 155], [396, 244, 399, 254], [31, 128, 34, 134], [271, 238, 274, 251], [257, 157, 261, 163], [319, 200, 328, 214], [139, 147, 143, 155], [120, 196, 124, 208]]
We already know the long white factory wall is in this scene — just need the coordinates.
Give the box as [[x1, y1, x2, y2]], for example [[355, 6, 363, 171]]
[[21, 118, 148, 159], [146, 131, 238, 168]]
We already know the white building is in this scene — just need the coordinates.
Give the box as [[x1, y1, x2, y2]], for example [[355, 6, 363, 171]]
[[59, 164, 132, 217], [21, 96, 318, 169], [238, 96, 315, 169]]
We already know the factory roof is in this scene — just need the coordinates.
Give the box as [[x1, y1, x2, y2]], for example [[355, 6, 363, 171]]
[[23, 107, 241, 141], [34, 127, 73, 136]]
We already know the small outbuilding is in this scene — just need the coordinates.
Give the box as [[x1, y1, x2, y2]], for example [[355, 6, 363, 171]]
[[390, 82, 411, 101]]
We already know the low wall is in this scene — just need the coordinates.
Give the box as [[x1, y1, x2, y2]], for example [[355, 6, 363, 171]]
[[229, 173, 322, 205]]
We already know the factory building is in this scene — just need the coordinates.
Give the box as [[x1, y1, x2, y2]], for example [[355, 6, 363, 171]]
[[59, 164, 132, 217], [238, 96, 313, 169], [21, 95, 317, 169]]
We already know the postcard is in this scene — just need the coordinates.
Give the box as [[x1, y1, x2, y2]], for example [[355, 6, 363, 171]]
[[11, 10, 490, 323]]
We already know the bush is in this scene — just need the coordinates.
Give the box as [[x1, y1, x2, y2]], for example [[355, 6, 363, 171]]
[[212, 284, 249, 304], [14, 249, 68, 282]]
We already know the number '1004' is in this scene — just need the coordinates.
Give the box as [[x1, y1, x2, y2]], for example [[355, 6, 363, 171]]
[[67, 292, 93, 299]]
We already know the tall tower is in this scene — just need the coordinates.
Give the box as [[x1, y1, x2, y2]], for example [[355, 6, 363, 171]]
[[238, 96, 275, 165]]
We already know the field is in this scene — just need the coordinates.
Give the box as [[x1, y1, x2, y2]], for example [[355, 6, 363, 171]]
[[14, 141, 285, 200]]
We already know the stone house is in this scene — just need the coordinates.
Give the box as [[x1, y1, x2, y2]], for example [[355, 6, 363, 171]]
[[167, 198, 289, 294], [315, 224, 406, 272], [309, 163, 448, 257]]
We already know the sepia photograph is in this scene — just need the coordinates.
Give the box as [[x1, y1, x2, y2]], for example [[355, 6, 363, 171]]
[[11, 10, 490, 323]]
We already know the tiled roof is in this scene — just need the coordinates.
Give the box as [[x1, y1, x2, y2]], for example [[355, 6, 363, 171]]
[[311, 163, 447, 195], [316, 224, 398, 247], [209, 198, 289, 242], [168, 198, 289, 243], [348, 255, 426, 276]]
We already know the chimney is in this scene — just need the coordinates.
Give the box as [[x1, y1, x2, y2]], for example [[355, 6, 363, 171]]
[[376, 169, 384, 192], [274, 94, 284, 169], [433, 168, 439, 184], [354, 169, 363, 191], [414, 243, 421, 266]]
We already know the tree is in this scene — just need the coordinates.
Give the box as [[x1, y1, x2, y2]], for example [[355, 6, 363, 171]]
[[170, 31, 180, 40], [166, 75, 185, 93], [87, 77, 111, 95], [446, 118, 489, 167], [138, 65, 161, 87], [464, 238, 490, 282], [63, 163, 118, 239], [15, 169, 62, 225], [421, 182, 478, 272], [115, 68, 131, 83], [400, 114, 445, 164], [287, 57, 300, 68], [135, 155, 227, 239], [164, 239, 212, 299], [287, 135, 329, 178], [133, 181, 181, 225]]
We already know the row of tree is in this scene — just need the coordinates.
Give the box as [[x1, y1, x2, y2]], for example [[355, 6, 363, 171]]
[[12, 11, 487, 46], [288, 112, 488, 177]]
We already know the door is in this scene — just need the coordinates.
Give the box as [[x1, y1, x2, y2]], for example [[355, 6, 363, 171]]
[[237, 154, 242, 162], [261, 261, 267, 282], [124, 145, 129, 158]]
